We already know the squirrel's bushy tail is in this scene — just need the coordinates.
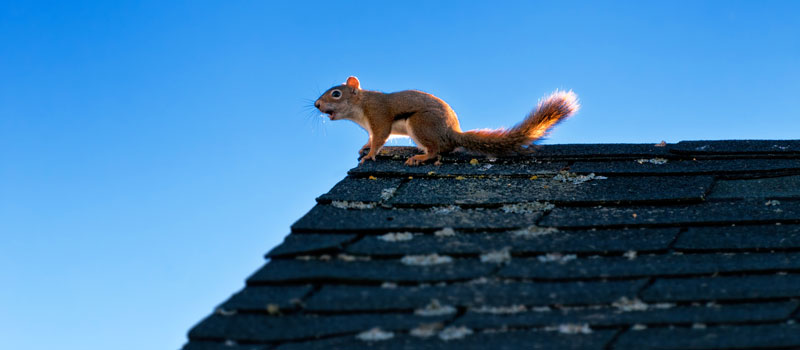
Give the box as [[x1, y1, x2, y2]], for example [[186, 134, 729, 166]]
[[455, 90, 579, 155]]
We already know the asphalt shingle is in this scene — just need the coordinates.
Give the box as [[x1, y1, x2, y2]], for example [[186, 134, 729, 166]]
[[387, 176, 713, 206], [539, 199, 800, 228], [189, 313, 451, 343], [641, 274, 800, 302], [498, 252, 800, 280], [247, 258, 496, 284], [454, 301, 798, 329], [291, 204, 545, 232], [345, 227, 679, 256], [674, 224, 800, 251], [219, 285, 313, 312], [305, 280, 648, 312], [670, 140, 800, 155], [274, 329, 618, 350], [613, 323, 800, 350], [266, 234, 357, 257]]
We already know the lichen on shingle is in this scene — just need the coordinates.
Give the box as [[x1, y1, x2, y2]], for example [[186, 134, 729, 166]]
[[501, 201, 554, 213], [331, 201, 376, 209], [512, 225, 558, 238], [472, 305, 527, 314], [636, 158, 668, 165], [410, 322, 443, 338], [378, 232, 414, 242], [401, 254, 453, 266], [431, 205, 461, 214], [434, 227, 456, 237], [613, 296, 674, 312], [537, 253, 576, 263], [549, 323, 593, 334], [480, 248, 511, 264], [380, 187, 397, 201], [537, 253, 577, 264], [356, 327, 394, 341], [414, 299, 457, 316], [438, 326, 473, 341], [553, 171, 607, 184]]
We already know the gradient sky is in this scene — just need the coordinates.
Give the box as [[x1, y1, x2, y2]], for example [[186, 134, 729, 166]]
[[1, 1, 799, 349]]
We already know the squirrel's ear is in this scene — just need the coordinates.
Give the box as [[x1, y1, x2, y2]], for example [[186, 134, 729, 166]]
[[345, 76, 360, 90]]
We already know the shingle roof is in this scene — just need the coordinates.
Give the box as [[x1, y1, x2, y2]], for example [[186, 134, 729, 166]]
[[184, 140, 800, 350]]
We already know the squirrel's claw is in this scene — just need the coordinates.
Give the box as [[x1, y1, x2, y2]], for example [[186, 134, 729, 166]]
[[360, 154, 377, 164]]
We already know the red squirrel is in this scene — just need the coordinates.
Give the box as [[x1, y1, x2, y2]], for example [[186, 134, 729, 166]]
[[315, 76, 579, 166]]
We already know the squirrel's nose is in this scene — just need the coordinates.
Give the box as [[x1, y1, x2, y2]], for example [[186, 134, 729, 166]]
[[314, 101, 320, 109]]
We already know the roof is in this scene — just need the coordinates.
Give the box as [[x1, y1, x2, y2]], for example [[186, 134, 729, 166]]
[[184, 140, 800, 350]]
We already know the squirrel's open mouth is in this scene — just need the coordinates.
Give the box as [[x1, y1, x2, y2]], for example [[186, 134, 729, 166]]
[[323, 109, 336, 119]]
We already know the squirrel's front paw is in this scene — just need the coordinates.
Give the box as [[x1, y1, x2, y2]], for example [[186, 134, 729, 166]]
[[360, 154, 377, 164]]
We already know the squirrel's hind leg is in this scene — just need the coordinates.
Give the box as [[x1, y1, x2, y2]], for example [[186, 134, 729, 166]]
[[404, 113, 450, 166]]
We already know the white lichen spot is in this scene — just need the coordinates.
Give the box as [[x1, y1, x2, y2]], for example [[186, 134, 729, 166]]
[[380, 282, 397, 289], [401, 254, 453, 266], [467, 277, 490, 284], [356, 327, 394, 342], [414, 299, 457, 316], [431, 205, 461, 214], [380, 187, 397, 201], [553, 171, 607, 184], [215, 307, 237, 316], [537, 253, 577, 264], [651, 302, 676, 309], [434, 227, 456, 237], [551, 323, 593, 334], [636, 158, 668, 165], [531, 306, 553, 312], [337, 253, 370, 261], [623, 250, 637, 260], [512, 225, 559, 238], [296, 254, 331, 261], [224, 340, 238, 346], [766, 200, 781, 206], [692, 323, 707, 329], [479, 164, 494, 171], [480, 248, 512, 264], [501, 201, 555, 214], [472, 305, 527, 314], [438, 326, 473, 341], [632, 324, 648, 331], [331, 201, 376, 209], [612, 297, 649, 312], [378, 232, 414, 242], [410, 322, 443, 338]]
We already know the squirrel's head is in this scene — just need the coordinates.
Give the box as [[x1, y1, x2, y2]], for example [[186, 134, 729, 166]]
[[315, 76, 361, 121]]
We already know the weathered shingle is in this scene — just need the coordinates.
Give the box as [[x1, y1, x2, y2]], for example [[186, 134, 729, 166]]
[[614, 323, 800, 350], [185, 141, 800, 349], [305, 280, 648, 312], [674, 224, 800, 251], [291, 204, 545, 232], [387, 176, 713, 206], [345, 228, 679, 256]]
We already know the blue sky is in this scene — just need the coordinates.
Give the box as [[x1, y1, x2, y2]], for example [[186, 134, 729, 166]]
[[1, 1, 798, 349]]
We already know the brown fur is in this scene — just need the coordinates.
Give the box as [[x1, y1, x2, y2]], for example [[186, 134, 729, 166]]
[[315, 76, 579, 166]]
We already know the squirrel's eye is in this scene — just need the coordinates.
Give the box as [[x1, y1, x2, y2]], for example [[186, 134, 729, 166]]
[[331, 90, 342, 99]]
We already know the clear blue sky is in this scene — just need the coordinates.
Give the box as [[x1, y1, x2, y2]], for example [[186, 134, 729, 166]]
[[1, 1, 798, 349]]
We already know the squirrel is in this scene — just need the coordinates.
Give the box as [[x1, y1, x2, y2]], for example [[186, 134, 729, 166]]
[[315, 76, 579, 166]]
